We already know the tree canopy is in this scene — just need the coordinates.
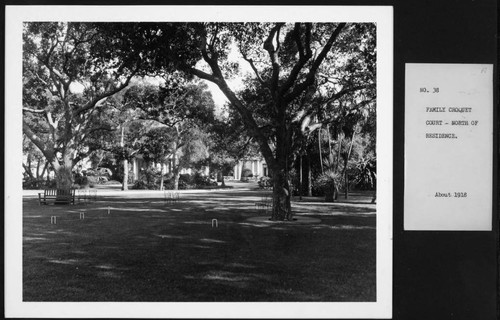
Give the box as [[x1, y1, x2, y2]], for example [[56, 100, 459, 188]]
[[22, 22, 174, 188], [22, 22, 376, 220], [153, 22, 376, 219], [121, 76, 216, 190]]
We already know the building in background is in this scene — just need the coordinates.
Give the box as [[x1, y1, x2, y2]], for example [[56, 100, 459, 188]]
[[230, 157, 268, 180]]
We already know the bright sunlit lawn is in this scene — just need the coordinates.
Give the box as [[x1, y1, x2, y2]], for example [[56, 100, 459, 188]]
[[23, 186, 376, 302]]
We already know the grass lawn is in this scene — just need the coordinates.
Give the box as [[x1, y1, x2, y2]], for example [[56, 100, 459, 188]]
[[23, 185, 376, 302]]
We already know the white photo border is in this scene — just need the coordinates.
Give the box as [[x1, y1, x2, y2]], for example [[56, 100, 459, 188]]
[[5, 5, 393, 318]]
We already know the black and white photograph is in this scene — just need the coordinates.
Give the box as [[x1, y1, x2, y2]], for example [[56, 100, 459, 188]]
[[5, 5, 393, 318]]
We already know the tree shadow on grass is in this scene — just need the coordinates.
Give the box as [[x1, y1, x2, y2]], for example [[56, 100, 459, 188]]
[[23, 189, 376, 302]]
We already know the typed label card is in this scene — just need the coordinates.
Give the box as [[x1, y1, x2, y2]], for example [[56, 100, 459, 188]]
[[405, 63, 492, 231]]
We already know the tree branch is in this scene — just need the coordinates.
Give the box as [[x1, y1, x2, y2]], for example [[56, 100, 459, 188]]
[[293, 23, 306, 60], [23, 107, 46, 114], [213, 79, 277, 168], [45, 111, 60, 146], [187, 67, 218, 83], [32, 49, 72, 98], [283, 23, 346, 104], [280, 23, 313, 97], [199, 31, 223, 79], [323, 84, 375, 106], [86, 125, 116, 135], [76, 63, 139, 116], [23, 121, 54, 161], [240, 51, 267, 87], [263, 23, 285, 94]]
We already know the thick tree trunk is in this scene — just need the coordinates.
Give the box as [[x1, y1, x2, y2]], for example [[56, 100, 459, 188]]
[[53, 159, 74, 190], [122, 159, 129, 191], [268, 118, 294, 221], [271, 167, 292, 221]]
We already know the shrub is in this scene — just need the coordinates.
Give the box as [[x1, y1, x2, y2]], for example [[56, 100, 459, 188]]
[[86, 176, 100, 185], [163, 180, 175, 190], [85, 167, 112, 184], [22, 177, 63, 189], [164, 172, 174, 180], [131, 180, 148, 190], [162, 176, 183, 190], [47, 179, 57, 188], [114, 167, 135, 185], [179, 173, 193, 184], [130, 180, 156, 190], [177, 173, 194, 189], [352, 156, 376, 190], [258, 176, 272, 189], [315, 171, 340, 202], [139, 167, 161, 185], [193, 172, 217, 187], [130, 172, 218, 190], [22, 177, 46, 189], [74, 175, 89, 188]]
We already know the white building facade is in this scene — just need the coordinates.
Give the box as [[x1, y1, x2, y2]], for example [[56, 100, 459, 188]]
[[230, 158, 268, 180]]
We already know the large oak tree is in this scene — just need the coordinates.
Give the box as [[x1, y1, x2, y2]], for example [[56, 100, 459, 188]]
[[22, 22, 191, 189], [164, 22, 376, 220]]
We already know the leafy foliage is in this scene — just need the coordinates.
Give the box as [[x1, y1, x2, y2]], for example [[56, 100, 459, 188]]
[[352, 156, 376, 190], [22, 22, 377, 204], [138, 127, 173, 164], [258, 176, 273, 189], [151, 22, 376, 219], [22, 22, 177, 188], [122, 78, 215, 189]]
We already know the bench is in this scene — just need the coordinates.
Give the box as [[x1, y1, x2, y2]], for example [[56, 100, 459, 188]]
[[38, 189, 76, 205]]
